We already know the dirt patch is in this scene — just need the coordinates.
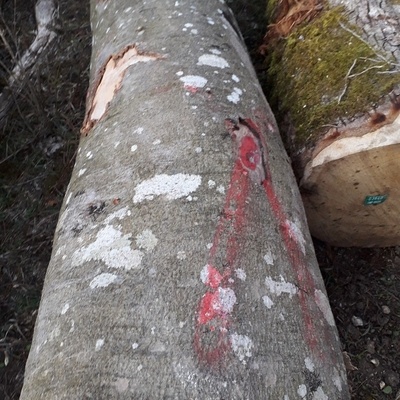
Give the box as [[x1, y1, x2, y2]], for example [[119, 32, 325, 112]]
[[0, 1, 398, 399]]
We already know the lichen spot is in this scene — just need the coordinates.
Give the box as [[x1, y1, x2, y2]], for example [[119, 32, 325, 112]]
[[179, 75, 207, 89], [305, 356, 315, 372], [131, 144, 138, 152], [265, 275, 298, 298], [136, 229, 158, 252], [230, 333, 254, 363], [263, 251, 274, 265], [197, 54, 229, 69], [78, 168, 87, 177], [71, 225, 143, 270], [297, 384, 307, 397], [262, 295, 274, 309], [133, 174, 201, 203], [313, 387, 328, 400], [235, 268, 246, 281], [227, 87, 243, 104]]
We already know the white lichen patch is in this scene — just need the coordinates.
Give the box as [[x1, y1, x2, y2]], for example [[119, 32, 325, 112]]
[[133, 174, 201, 203], [179, 75, 207, 88], [215, 287, 236, 314], [263, 251, 274, 265], [104, 206, 130, 224], [315, 289, 336, 326], [89, 272, 121, 289], [232, 74, 240, 82], [305, 357, 315, 372], [235, 268, 246, 281], [131, 144, 138, 152], [71, 225, 143, 270], [208, 180, 216, 188], [95, 338, 104, 351], [230, 333, 253, 362], [133, 127, 144, 135], [216, 185, 225, 194], [227, 87, 243, 104], [197, 54, 229, 69], [265, 275, 298, 298], [136, 229, 158, 251], [297, 384, 307, 397], [262, 295, 274, 309], [177, 251, 186, 260], [332, 367, 343, 392]]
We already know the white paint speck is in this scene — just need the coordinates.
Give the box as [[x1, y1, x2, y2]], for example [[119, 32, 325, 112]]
[[133, 174, 202, 203], [297, 384, 307, 397], [137, 364, 143, 371], [195, 147, 202, 153], [230, 333, 253, 362], [263, 251, 274, 265], [152, 139, 161, 145], [131, 144, 138, 152], [184, 23, 193, 28], [114, 141, 120, 149], [86, 151, 93, 159], [197, 54, 229, 69], [72, 225, 143, 270], [179, 75, 207, 88], [305, 357, 315, 372], [208, 180, 216, 188], [227, 87, 243, 104], [315, 289, 336, 326], [207, 17, 215, 25], [61, 303, 70, 315], [262, 295, 274, 309], [265, 275, 298, 298], [176, 70, 184, 76], [89, 273, 120, 289], [78, 168, 87, 177], [132, 342, 139, 350], [95, 339, 104, 351], [235, 268, 246, 281], [136, 229, 158, 251]]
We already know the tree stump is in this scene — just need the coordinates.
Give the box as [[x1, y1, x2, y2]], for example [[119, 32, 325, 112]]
[[263, 0, 400, 247]]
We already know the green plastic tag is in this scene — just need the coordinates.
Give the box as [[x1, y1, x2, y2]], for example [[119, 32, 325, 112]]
[[364, 195, 388, 205]]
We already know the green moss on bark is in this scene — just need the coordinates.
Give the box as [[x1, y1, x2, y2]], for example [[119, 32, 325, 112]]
[[266, 7, 399, 146]]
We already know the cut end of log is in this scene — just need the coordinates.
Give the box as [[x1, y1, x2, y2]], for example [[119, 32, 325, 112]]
[[301, 102, 400, 247]]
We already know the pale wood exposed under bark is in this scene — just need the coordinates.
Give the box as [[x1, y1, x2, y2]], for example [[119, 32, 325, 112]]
[[264, 0, 400, 247], [20, 1, 349, 398]]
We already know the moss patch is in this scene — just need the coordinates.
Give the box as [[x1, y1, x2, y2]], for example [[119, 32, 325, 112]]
[[266, 7, 400, 146]]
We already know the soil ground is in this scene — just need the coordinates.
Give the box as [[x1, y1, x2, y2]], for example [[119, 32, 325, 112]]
[[0, 1, 399, 399]]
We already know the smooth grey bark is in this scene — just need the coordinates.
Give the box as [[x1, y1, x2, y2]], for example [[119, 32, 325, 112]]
[[20, 0, 349, 399]]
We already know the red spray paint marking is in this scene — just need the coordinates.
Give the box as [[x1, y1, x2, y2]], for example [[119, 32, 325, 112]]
[[195, 116, 324, 365], [241, 117, 320, 353], [194, 135, 252, 365]]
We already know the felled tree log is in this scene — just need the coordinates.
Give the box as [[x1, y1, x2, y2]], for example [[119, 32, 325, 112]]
[[263, 0, 400, 247], [20, 0, 349, 399]]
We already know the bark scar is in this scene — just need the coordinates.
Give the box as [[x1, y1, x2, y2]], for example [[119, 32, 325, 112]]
[[81, 44, 163, 136]]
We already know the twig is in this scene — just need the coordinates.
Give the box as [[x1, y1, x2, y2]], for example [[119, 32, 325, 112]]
[[337, 58, 357, 104]]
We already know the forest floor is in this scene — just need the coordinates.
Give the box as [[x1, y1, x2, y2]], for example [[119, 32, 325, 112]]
[[0, 1, 399, 399]]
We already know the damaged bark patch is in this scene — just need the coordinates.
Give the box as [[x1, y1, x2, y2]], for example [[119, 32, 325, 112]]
[[81, 45, 162, 135]]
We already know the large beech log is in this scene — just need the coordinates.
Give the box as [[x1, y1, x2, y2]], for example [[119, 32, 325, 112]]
[[20, 1, 349, 398], [263, 0, 400, 247]]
